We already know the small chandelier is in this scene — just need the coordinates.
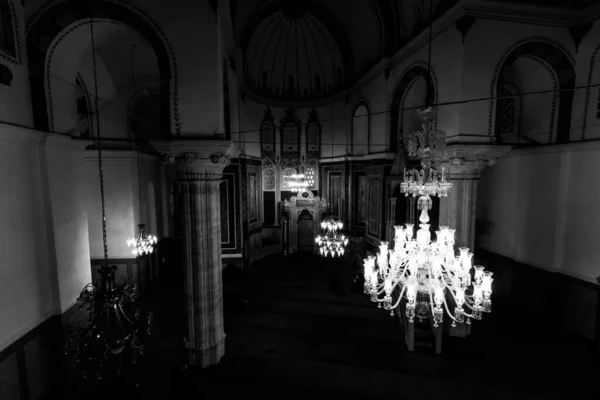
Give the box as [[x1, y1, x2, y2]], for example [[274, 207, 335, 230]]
[[401, 166, 452, 198], [363, 204, 493, 327], [315, 216, 349, 257], [64, 265, 153, 380], [407, 106, 446, 162], [127, 224, 158, 257], [288, 173, 310, 193]]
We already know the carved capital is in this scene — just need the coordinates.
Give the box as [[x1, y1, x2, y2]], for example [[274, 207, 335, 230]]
[[152, 140, 238, 181], [434, 144, 512, 180]]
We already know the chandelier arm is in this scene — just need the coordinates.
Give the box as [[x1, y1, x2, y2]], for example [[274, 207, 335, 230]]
[[118, 303, 135, 325], [428, 286, 436, 317], [443, 282, 477, 313], [442, 298, 458, 322], [391, 285, 407, 310]]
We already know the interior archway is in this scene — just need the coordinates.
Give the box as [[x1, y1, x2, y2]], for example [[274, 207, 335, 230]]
[[26, 0, 173, 134], [490, 39, 575, 144], [389, 64, 436, 153]]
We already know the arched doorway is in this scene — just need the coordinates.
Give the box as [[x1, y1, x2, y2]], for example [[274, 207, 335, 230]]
[[297, 209, 314, 253]]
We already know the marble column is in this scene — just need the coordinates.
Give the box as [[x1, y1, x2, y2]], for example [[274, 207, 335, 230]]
[[156, 140, 237, 367], [437, 144, 512, 251]]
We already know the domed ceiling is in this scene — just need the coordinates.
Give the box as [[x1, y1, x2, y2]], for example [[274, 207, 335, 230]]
[[229, 0, 459, 106], [244, 6, 346, 103]]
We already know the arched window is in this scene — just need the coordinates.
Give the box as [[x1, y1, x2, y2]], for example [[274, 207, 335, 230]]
[[280, 108, 301, 159], [305, 109, 321, 158], [0, 0, 16, 58], [352, 103, 370, 155], [260, 107, 276, 159]]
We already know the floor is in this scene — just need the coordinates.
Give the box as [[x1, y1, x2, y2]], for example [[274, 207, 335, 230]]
[[71, 253, 600, 399]]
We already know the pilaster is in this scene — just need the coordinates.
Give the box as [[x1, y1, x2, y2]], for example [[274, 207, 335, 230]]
[[155, 140, 237, 367], [436, 144, 511, 251]]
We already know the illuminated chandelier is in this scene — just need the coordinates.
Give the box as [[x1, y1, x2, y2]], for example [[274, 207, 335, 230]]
[[363, 204, 493, 327], [401, 166, 452, 198], [289, 173, 310, 193], [127, 223, 158, 257], [315, 216, 349, 257], [125, 42, 158, 258]]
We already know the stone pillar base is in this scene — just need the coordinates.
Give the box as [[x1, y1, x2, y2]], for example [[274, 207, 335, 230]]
[[187, 335, 226, 367]]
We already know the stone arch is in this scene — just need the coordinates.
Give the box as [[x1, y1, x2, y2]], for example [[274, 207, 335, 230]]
[[75, 72, 94, 137], [350, 99, 371, 155], [581, 41, 600, 140], [488, 37, 575, 144], [26, 0, 180, 134], [0, 0, 21, 65], [389, 62, 438, 152]]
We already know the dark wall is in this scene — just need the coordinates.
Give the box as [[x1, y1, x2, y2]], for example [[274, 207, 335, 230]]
[[475, 248, 600, 346]]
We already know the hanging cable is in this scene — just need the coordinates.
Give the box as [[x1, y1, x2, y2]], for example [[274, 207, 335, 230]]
[[426, 0, 433, 105], [88, 9, 109, 268]]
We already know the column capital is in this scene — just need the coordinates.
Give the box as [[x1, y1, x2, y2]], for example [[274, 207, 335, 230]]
[[152, 139, 239, 180], [434, 144, 512, 179]]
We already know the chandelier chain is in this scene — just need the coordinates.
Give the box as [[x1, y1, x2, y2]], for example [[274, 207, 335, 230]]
[[89, 7, 108, 266]]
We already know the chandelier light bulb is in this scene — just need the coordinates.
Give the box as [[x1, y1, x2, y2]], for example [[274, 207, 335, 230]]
[[127, 224, 158, 257]]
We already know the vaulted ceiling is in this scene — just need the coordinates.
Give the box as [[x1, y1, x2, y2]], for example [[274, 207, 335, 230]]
[[228, 0, 460, 106]]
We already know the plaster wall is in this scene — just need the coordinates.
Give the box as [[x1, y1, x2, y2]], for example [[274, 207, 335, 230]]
[[459, 19, 573, 139], [476, 141, 600, 283], [43, 135, 92, 313], [0, 125, 53, 352], [84, 151, 137, 259], [84, 151, 166, 259]]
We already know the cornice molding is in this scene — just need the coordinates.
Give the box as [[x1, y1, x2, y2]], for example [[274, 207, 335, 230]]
[[506, 139, 600, 157], [0, 124, 43, 146], [44, 133, 92, 151], [319, 152, 396, 164]]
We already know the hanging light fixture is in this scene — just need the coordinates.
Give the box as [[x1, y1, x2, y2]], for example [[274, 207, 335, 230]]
[[363, 0, 493, 329], [315, 216, 349, 257], [127, 223, 158, 257], [363, 204, 493, 327], [64, 8, 153, 384], [401, 166, 452, 198], [406, 0, 446, 165], [125, 43, 158, 257]]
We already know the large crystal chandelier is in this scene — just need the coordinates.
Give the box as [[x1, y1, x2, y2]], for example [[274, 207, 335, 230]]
[[288, 173, 310, 193], [315, 216, 349, 257], [64, 265, 154, 380], [363, 204, 493, 327], [127, 223, 158, 257]]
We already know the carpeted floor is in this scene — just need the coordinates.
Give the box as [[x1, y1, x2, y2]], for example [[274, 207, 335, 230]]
[[71, 253, 600, 399]]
